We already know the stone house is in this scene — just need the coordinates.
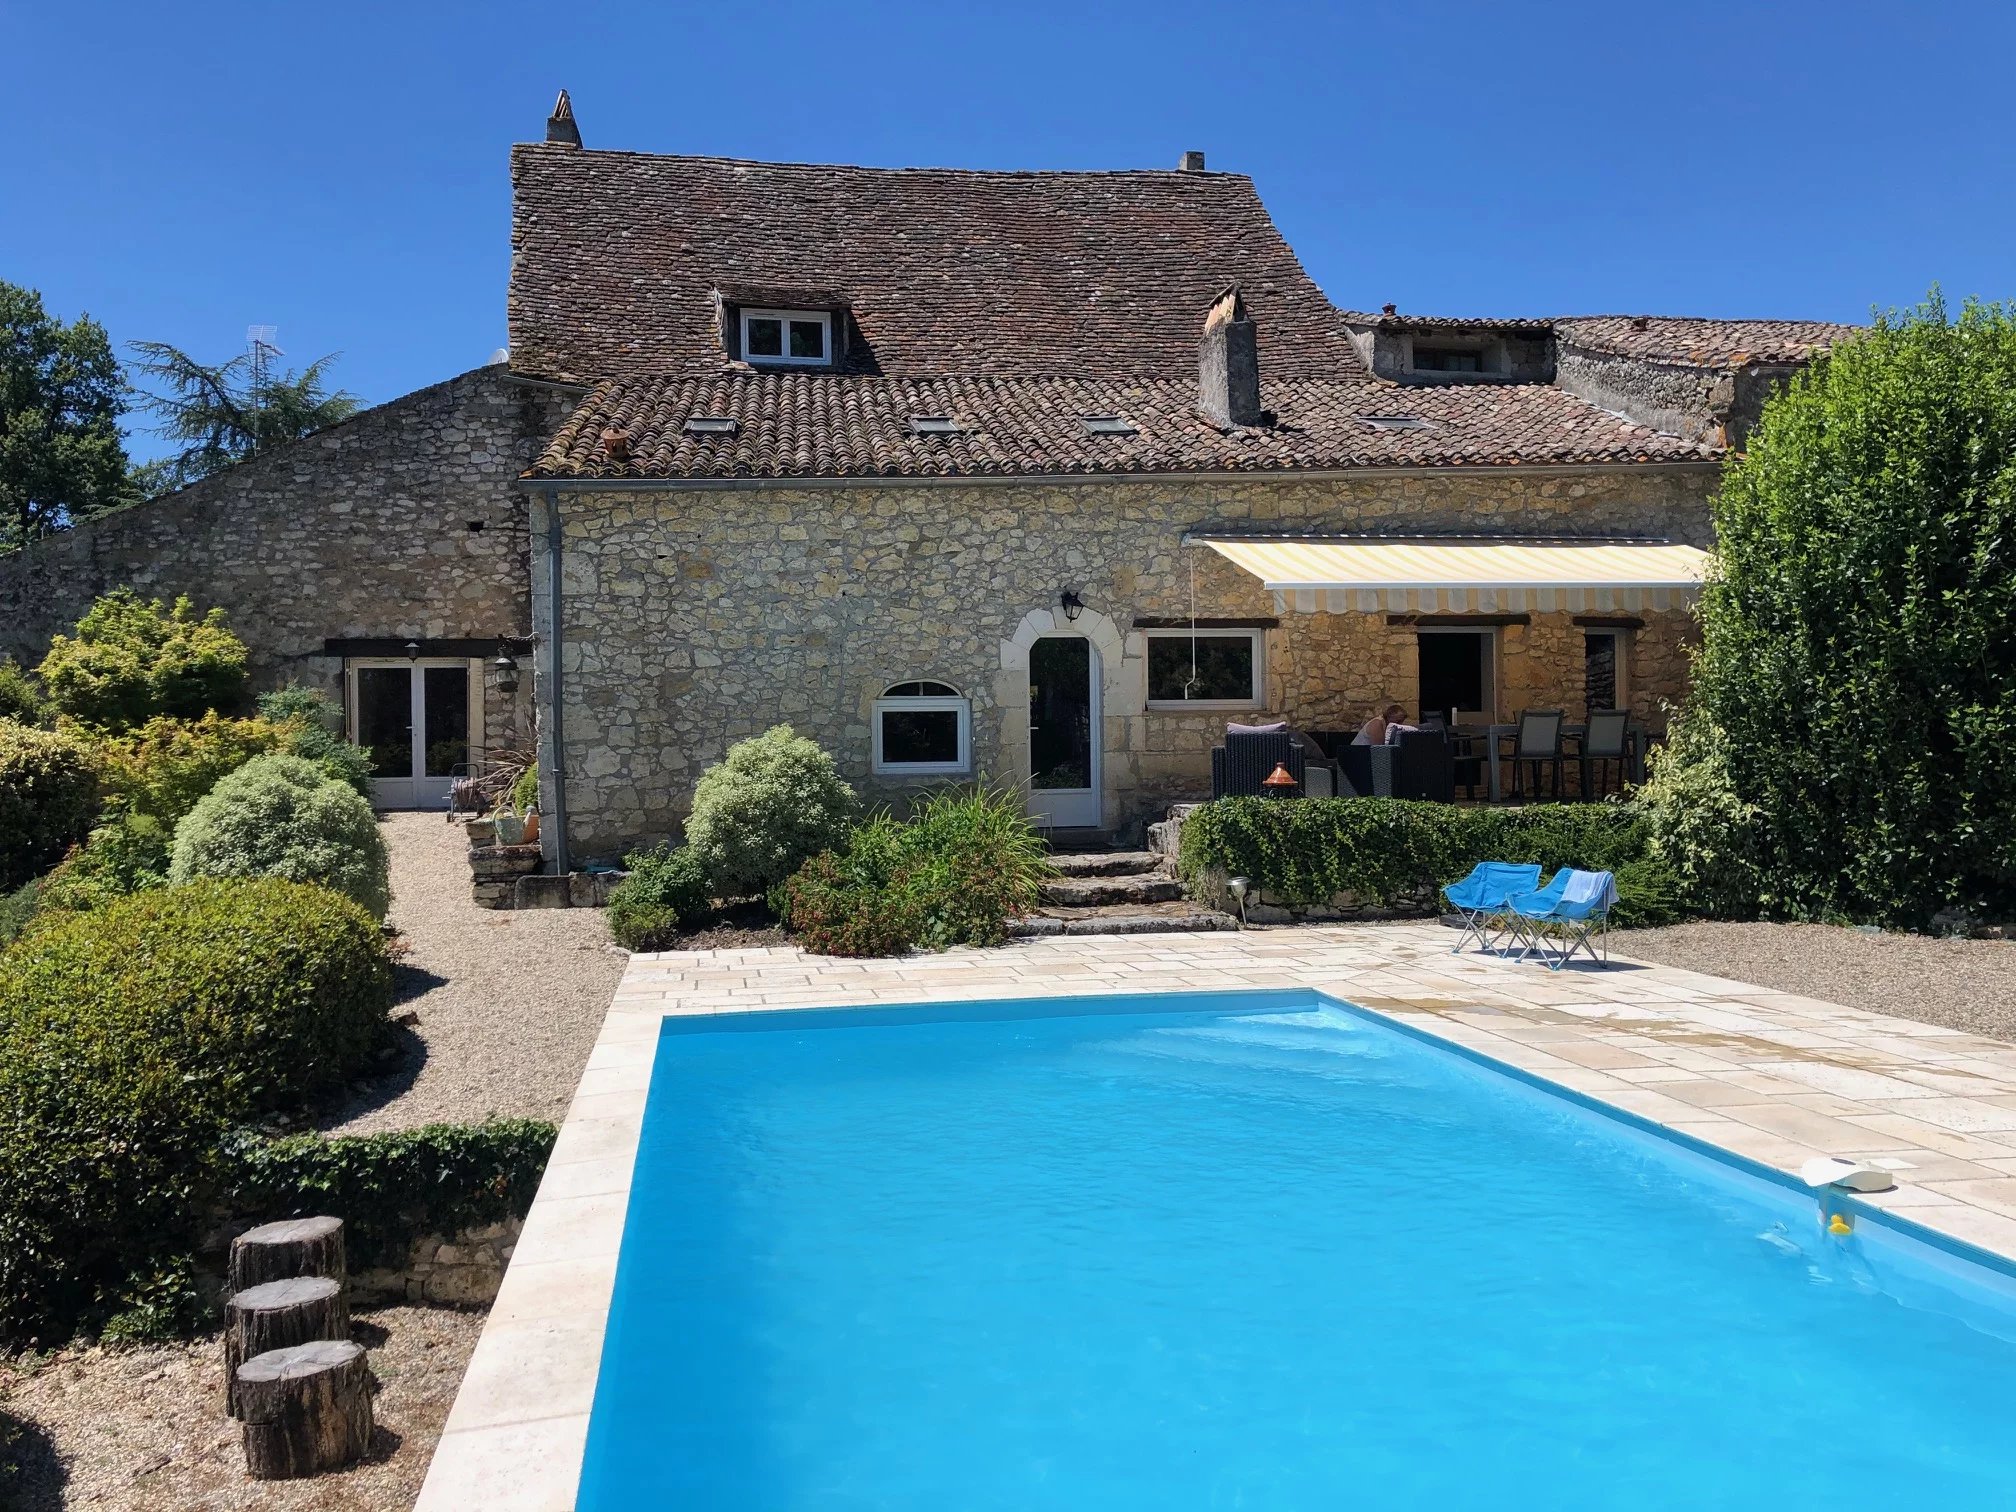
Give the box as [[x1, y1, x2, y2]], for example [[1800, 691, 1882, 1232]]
[[0, 94, 1853, 868]]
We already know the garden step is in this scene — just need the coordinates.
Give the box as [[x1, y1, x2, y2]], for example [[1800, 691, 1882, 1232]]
[[1010, 901, 1238, 937], [1047, 851, 1164, 878], [1038, 873, 1186, 906]]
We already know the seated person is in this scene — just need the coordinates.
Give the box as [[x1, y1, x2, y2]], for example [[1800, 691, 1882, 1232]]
[[1352, 703, 1412, 746]]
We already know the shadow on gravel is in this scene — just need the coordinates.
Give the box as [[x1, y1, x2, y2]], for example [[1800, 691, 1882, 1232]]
[[393, 960, 451, 1005], [313, 1018, 430, 1131], [0, 1409, 66, 1511]]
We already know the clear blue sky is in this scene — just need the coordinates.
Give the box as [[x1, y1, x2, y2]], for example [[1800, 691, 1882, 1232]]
[[9, 0, 2011, 462]]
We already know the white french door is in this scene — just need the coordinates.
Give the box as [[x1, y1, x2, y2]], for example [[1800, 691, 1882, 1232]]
[[346, 658, 479, 809]]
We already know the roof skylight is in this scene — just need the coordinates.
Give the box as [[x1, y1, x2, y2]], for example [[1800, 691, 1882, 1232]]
[[1079, 415, 1139, 436], [908, 416, 971, 436], [684, 415, 739, 435], [1361, 415, 1435, 432]]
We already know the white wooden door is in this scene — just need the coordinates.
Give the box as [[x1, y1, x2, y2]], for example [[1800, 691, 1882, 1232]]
[[1026, 635, 1102, 829], [347, 659, 477, 809]]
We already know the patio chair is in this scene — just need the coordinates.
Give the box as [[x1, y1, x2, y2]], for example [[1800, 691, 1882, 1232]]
[[1506, 868, 1619, 971], [1441, 861, 1543, 954], [1505, 709, 1565, 802], [1578, 709, 1633, 799], [1211, 731, 1306, 799], [1391, 729, 1455, 802]]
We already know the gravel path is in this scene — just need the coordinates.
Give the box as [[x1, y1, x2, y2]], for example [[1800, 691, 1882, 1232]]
[[1, 1305, 481, 1510], [322, 813, 627, 1134], [1619, 921, 2016, 1041]]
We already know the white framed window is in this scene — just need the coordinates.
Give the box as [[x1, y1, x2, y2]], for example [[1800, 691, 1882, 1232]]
[[872, 680, 971, 775], [740, 307, 833, 366], [1144, 628, 1265, 710], [1583, 628, 1630, 715]]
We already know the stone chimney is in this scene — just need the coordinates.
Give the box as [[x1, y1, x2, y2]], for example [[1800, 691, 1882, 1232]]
[[1178, 150, 1206, 172], [546, 89, 581, 147], [1198, 286, 1263, 428]]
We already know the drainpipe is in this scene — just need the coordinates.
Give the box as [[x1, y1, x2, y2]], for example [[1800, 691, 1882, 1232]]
[[540, 486, 571, 876]]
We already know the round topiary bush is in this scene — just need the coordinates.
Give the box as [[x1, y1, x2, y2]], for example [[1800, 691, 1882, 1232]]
[[170, 753, 391, 918], [606, 843, 712, 950], [0, 720, 99, 891], [684, 725, 860, 897], [0, 878, 393, 1340]]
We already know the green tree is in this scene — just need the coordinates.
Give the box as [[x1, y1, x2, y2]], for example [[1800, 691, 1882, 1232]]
[[1687, 291, 2016, 925], [127, 334, 359, 489], [37, 589, 250, 730], [0, 281, 132, 549]]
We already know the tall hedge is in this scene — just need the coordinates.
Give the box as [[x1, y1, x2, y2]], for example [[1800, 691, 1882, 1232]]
[[0, 878, 393, 1339], [1691, 294, 2016, 924], [0, 721, 98, 891]]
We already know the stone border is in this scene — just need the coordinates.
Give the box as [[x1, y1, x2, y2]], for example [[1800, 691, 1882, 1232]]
[[417, 926, 2016, 1510]]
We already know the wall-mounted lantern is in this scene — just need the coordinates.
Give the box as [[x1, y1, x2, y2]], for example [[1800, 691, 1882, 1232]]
[[492, 648, 521, 696], [403, 640, 421, 661], [1059, 590, 1085, 623]]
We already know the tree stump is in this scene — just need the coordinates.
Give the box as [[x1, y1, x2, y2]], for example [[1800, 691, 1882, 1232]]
[[229, 1216, 346, 1294], [238, 1340, 374, 1480], [224, 1276, 350, 1418]]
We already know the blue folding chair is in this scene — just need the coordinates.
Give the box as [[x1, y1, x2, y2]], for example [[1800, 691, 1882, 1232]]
[[1441, 862, 1543, 954], [1506, 869, 1619, 971]]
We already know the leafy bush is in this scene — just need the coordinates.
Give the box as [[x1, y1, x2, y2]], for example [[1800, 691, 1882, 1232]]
[[0, 721, 98, 891], [778, 787, 1052, 957], [36, 589, 249, 730], [170, 753, 390, 918], [1688, 295, 2016, 925], [1636, 708, 1771, 919], [606, 843, 712, 950], [257, 683, 344, 732], [0, 878, 392, 1340], [224, 1119, 557, 1272], [0, 657, 45, 725], [0, 878, 40, 948], [95, 711, 290, 828], [511, 759, 540, 816], [685, 725, 861, 897], [283, 718, 374, 799], [1178, 796, 1652, 913], [34, 812, 171, 917], [1609, 857, 1686, 929]]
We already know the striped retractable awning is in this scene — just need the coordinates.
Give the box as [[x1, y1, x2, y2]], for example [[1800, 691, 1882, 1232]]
[[1196, 536, 1712, 614]]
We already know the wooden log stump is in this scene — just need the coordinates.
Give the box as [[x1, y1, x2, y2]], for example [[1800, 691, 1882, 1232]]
[[225, 1276, 350, 1418], [229, 1216, 346, 1294], [238, 1340, 374, 1480]]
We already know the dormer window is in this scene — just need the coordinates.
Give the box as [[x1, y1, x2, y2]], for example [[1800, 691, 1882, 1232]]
[[1412, 346, 1486, 373], [740, 307, 832, 366]]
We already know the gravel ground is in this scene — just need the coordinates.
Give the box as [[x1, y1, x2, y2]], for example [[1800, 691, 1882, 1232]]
[[321, 813, 627, 1134], [0, 1306, 482, 1511], [1619, 921, 2016, 1040]]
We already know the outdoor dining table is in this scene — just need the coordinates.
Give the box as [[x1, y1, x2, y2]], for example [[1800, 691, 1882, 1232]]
[[1452, 723, 1646, 803]]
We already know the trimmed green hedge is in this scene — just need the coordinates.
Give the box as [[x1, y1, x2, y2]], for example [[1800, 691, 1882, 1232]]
[[1177, 797, 1680, 927], [0, 721, 99, 892], [0, 878, 393, 1340], [224, 1119, 557, 1272]]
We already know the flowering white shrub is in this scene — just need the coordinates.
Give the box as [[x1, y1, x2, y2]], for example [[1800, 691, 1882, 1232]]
[[684, 725, 860, 897]]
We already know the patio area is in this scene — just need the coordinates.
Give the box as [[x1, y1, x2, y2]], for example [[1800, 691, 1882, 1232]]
[[418, 921, 2016, 1511]]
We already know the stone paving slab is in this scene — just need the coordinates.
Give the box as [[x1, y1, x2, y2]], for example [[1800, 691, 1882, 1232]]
[[417, 921, 2016, 1512]]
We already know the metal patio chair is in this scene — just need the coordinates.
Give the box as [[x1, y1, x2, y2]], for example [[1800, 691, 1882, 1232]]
[[1506, 709, 1565, 802], [1578, 709, 1633, 799]]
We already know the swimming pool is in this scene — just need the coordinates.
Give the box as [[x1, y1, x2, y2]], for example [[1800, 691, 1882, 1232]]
[[578, 989, 2016, 1509]]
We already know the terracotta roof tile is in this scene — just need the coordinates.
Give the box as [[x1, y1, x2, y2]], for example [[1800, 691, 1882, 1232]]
[[1555, 315, 1856, 366], [527, 373, 1717, 482], [508, 148, 1365, 383]]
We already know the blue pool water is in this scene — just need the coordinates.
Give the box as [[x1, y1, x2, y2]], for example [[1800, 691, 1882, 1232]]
[[579, 991, 2016, 1509]]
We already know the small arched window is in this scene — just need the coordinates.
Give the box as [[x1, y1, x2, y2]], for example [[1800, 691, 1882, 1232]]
[[872, 680, 971, 776]]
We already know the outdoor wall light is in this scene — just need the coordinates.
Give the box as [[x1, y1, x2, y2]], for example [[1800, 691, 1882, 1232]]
[[403, 640, 421, 661], [492, 650, 521, 696], [1059, 590, 1085, 623]]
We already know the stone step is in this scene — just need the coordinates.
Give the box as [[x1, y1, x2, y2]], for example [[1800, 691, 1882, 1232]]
[[1038, 827, 1120, 854], [1010, 901, 1239, 938], [1047, 851, 1164, 878], [1039, 873, 1186, 907]]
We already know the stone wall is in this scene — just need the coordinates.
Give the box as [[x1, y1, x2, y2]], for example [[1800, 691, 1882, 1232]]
[[533, 465, 1717, 861], [0, 364, 568, 759], [1555, 344, 1803, 449], [352, 1215, 523, 1308]]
